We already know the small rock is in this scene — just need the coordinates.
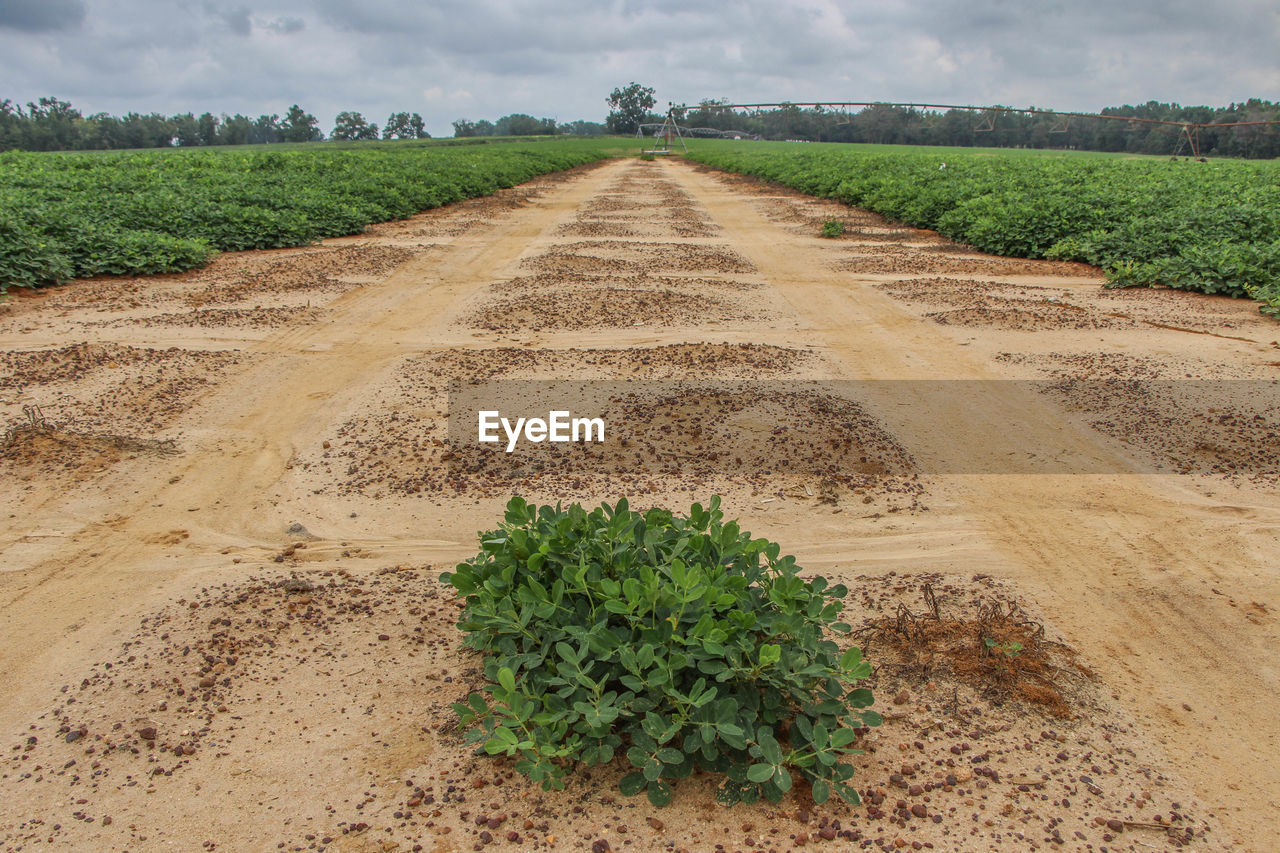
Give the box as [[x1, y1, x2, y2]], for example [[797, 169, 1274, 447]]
[[136, 726, 157, 741], [65, 731, 83, 744], [591, 840, 611, 853], [911, 804, 928, 819], [285, 522, 317, 540], [646, 817, 664, 831], [1106, 819, 1124, 832], [819, 827, 836, 841], [893, 689, 910, 705]]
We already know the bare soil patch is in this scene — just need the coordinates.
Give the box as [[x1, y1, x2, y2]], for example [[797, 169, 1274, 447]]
[[1, 344, 248, 437], [996, 351, 1280, 478], [104, 306, 324, 330], [489, 273, 766, 296], [183, 245, 415, 306], [879, 278, 1135, 331], [839, 253, 1093, 278], [311, 345, 922, 507], [2, 409, 180, 484], [467, 284, 758, 331], [525, 241, 756, 276], [924, 304, 1127, 332], [0, 567, 1219, 853]]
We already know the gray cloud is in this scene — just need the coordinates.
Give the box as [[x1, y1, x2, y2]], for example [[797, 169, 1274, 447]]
[[0, 0, 86, 32], [0, 0, 1275, 138], [265, 15, 305, 34], [216, 4, 252, 36]]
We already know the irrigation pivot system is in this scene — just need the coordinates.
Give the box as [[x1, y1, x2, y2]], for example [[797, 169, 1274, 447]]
[[650, 101, 1280, 157]]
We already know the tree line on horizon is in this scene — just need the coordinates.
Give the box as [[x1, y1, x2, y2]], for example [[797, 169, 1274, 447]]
[[0, 99, 437, 151], [673, 98, 1280, 159], [0, 97, 608, 152], [4, 92, 1279, 158], [451, 115, 606, 138]]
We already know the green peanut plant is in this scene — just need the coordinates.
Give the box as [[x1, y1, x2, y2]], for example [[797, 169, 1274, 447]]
[[441, 496, 881, 808]]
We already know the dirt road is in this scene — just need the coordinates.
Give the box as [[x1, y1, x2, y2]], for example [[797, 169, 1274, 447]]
[[1, 157, 1276, 851]]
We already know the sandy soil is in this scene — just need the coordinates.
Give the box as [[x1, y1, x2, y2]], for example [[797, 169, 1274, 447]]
[[1, 157, 1277, 853]]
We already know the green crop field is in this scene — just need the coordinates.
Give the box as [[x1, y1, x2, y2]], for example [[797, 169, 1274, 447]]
[[0, 137, 624, 294], [683, 139, 1280, 316], [5, 135, 1278, 317]]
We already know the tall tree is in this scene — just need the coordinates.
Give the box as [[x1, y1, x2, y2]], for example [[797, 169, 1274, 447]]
[[219, 113, 251, 145], [383, 111, 429, 139], [171, 112, 200, 146], [331, 111, 378, 140], [197, 112, 220, 145], [606, 82, 656, 134], [250, 114, 282, 144], [280, 104, 320, 142], [494, 113, 557, 136]]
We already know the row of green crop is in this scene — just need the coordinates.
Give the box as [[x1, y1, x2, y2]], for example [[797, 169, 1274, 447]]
[[0, 138, 622, 294], [683, 141, 1280, 317]]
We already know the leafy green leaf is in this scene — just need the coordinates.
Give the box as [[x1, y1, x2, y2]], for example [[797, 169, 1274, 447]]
[[646, 780, 673, 807], [497, 667, 516, 694], [657, 747, 684, 764], [619, 772, 647, 797]]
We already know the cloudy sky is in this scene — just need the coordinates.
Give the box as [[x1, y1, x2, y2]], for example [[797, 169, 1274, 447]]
[[2, 0, 1277, 137]]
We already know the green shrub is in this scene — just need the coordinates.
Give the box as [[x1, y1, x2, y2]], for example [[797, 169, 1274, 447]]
[[683, 140, 1280, 316], [0, 139, 616, 289], [1246, 281, 1280, 318], [820, 219, 845, 238], [441, 496, 880, 808], [0, 214, 73, 293]]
